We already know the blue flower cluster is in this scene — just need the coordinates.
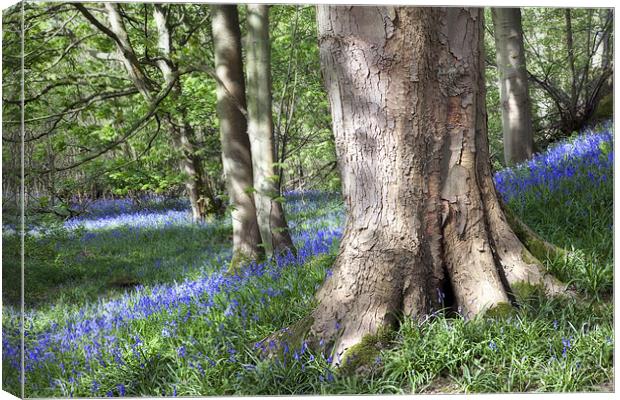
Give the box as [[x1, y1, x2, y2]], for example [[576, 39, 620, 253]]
[[70, 195, 189, 219], [3, 192, 344, 397], [64, 209, 201, 231], [494, 125, 613, 204], [3, 123, 612, 396]]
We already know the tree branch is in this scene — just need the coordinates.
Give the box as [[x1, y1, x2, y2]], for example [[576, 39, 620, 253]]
[[27, 74, 178, 176]]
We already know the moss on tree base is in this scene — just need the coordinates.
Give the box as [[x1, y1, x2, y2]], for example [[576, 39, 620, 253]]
[[338, 327, 395, 376], [483, 302, 515, 319], [503, 205, 567, 262]]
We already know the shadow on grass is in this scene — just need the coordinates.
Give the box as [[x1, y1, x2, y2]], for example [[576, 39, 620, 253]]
[[2, 221, 233, 309]]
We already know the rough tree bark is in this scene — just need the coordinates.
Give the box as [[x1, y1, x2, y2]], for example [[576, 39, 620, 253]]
[[491, 8, 534, 165], [211, 4, 264, 265], [245, 4, 295, 257], [268, 6, 567, 363]]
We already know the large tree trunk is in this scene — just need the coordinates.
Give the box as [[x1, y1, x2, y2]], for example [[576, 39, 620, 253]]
[[245, 4, 295, 257], [491, 8, 534, 165], [273, 6, 567, 362], [211, 4, 264, 265]]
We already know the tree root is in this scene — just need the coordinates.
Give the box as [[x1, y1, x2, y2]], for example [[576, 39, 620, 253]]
[[501, 204, 577, 298], [502, 204, 568, 261]]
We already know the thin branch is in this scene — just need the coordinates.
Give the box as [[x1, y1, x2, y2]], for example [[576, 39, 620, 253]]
[[28, 74, 178, 176], [73, 3, 126, 51], [87, 116, 163, 182], [4, 88, 139, 126]]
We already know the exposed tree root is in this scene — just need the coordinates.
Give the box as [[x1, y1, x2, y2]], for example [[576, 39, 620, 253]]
[[502, 203, 568, 261], [500, 203, 576, 297], [255, 315, 314, 360]]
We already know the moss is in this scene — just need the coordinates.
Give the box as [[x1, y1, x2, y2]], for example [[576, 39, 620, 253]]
[[227, 252, 250, 274], [483, 302, 515, 319], [339, 327, 395, 376], [227, 251, 264, 275], [521, 247, 540, 266], [503, 205, 566, 261], [510, 282, 545, 302]]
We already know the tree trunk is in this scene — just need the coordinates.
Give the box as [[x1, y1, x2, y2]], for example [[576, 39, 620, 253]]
[[166, 117, 218, 221], [601, 9, 613, 71], [272, 6, 567, 362], [491, 8, 534, 165], [88, 3, 216, 221], [211, 4, 264, 265], [246, 4, 295, 257], [103, 3, 153, 101], [565, 9, 578, 119], [152, 4, 220, 221]]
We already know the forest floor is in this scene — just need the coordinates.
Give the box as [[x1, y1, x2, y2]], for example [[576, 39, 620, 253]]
[[2, 124, 614, 396]]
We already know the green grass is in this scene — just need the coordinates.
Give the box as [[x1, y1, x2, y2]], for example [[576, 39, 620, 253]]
[[1, 136, 614, 395], [3, 220, 233, 308]]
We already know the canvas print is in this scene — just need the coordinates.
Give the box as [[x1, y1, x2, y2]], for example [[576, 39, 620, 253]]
[[1, 1, 614, 397]]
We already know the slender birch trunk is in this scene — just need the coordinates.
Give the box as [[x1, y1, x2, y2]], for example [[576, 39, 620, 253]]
[[85, 3, 216, 221], [152, 4, 220, 221]]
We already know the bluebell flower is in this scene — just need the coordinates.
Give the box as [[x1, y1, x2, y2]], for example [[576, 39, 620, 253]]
[[228, 348, 237, 363], [437, 288, 446, 303], [6, 191, 349, 386], [562, 337, 572, 357], [494, 128, 613, 203]]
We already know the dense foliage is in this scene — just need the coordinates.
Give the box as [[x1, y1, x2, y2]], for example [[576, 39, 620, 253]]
[[2, 3, 335, 215], [2, 5, 611, 207], [2, 125, 613, 395]]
